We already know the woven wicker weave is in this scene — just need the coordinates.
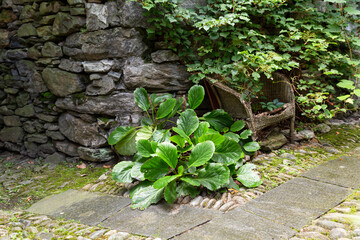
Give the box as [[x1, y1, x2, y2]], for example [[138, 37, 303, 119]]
[[205, 72, 295, 142]]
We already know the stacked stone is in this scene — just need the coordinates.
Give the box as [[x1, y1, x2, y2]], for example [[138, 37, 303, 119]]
[[0, 0, 190, 162]]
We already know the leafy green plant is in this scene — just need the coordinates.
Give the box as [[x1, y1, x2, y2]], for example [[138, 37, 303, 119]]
[[109, 85, 262, 209], [134, 0, 360, 120], [260, 99, 285, 111]]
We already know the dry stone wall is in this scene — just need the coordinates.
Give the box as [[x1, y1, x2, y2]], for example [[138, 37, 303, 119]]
[[0, 0, 191, 162]]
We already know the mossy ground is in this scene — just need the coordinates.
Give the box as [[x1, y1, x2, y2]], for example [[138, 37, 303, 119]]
[[0, 154, 107, 211]]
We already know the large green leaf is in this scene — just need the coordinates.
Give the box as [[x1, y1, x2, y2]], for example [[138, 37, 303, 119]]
[[188, 141, 215, 167], [203, 109, 233, 132], [188, 85, 205, 110], [150, 93, 172, 105], [136, 139, 155, 158], [152, 129, 171, 143], [112, 161, 135, 183], [230, 120, 246, 132], [141, 157, 169, 181], [157, 98, 177, 119], [194, 122, 209, 142], [156, 142, 178, 169], [198, 133, 225, 146], [130, 181, 164, 210], [172, 127, 191, 143], [131, 162, 145, 181], [170, 135, 186, 148], [108, 126, 135, 145], [176, 182, 200, 198], [181, 163, 230, 191], [168, 97, 183, 118], [243, 142, 260, 152], [177, 109, 199, 136], [135, 126, 153, 142], [153, 175, 178, 189], [134, 88, 150, 111], [212, 139, 244, 165], [164, 181, 177, 204], [115, 129, 137, 155], [236, 163, 262, 188]]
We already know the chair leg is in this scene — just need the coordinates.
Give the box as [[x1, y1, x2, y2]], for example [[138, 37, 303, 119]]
[[290, 116, 295, 144]]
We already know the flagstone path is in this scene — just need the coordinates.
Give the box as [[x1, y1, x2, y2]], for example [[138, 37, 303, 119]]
[[25, 148, 360, 239]]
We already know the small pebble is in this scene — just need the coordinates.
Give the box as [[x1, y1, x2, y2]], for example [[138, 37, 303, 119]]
[[108, 232, 130, 240], [206, 199, 216, 209], [212, 200, 223, 210], [189, 196, 203, 207], [329, 228, 348, 240], [219, 201, 235, 212], [200, 198, 210, 208], [316, 220, 345, 229]]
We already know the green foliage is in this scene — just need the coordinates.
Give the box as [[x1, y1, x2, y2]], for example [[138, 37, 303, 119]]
[[109, 86, 262, 209], [134, 0, 360, 120]]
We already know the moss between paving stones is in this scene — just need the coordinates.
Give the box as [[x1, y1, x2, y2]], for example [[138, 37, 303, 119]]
[[0, 155, 107, 211]]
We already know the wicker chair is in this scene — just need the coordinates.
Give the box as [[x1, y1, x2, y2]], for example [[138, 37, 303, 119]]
[[204, 72, 295, 143]]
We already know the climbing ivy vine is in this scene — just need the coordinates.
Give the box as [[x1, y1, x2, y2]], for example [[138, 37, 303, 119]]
[[136, 0, 360, 120]]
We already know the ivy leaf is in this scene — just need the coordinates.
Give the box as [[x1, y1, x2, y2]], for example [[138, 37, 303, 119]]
[[337, 95, 350, 101], [223, 132, 240, 142], [141, 157, 169, 181], [156, 142, 178, 169], [177, 109, 199, 136], [230, 120, 246, 132], [212, 139, 244, 165], [137, 139, 155, 158], [108, 126, 135, 145], [153, 175, 178, 189], [354, 89, 360, 97], [176, 182, 200, 198], [198, 133, 225, 146], [236, 163, 262, 188], [240, 129, 252, 139], [112, 161, 135, 183], [243, 142, 260, 152], [188, 85, 205, 110], [203, 109, 233, 132], [134, 88, 150, 111], [189, 141, 215, 167], [337, 80, 355, 90], [181, 163, 230, 191], [130, 181, 164, 210], [115, 130, 137, 155], [344, 6, 360, 15], [164, 181, 177, 204], [157, 98, 177, 119]]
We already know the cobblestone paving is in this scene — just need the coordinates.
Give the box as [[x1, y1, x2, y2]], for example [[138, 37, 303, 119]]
[[0, 210, 159, 240], [291, 190, 360, 240]]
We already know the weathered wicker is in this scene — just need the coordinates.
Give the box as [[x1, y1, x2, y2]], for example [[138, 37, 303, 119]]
[[205, 72, 295, 143]]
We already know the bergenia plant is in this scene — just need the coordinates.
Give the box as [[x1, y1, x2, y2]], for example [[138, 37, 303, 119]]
[[108, 85, 262, 209]]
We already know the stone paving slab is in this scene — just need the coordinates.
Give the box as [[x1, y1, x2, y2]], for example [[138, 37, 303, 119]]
[[302, 155, 360, 188], [27, 189, 131, 225], [101, 203, 221, 239], [242, 177, 351, 230], [173, 207, 297, 240]]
